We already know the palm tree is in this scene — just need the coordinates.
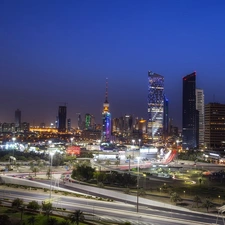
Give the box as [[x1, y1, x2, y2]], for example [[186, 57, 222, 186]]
[[46, 167, 51, 179], [138, 188, 146, 197], [193, 195, 201, 208], [69, 210, 84, 225], [170, 192, 182, 205], [202, 199, 213, 212], [12, 198, 23, 208], [124, 188, 131, 194], [42, 202, 53, 220], [48, 217, 58, 225], [105, 160, 111, 166], [27, 216, 36, 225], [115, 160, 120, 167], [32, 167, 39, 176]]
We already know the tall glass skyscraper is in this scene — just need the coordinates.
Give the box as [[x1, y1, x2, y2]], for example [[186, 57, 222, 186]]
[[196, 89, 204, 147], [58, 106, 67, 132], [101, 79, 111, 142], [147, 71, 164, 141], [182, 72, 197, 149]]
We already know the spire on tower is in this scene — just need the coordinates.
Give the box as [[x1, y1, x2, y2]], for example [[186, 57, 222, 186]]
[[105, 78, 108, 104]]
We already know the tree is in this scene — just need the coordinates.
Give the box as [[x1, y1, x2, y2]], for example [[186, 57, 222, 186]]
[[46, 167, 51, 179], [42, 202, 53, 219], [12, 198, 23, 208], [170, 192, 182, 205], [0, 215, 10, 225], [27, 216, 36, 225], [31, 167, 39, 176], [69, 210, 84, 225], [115, 160, 120, 167], [105, 160, 111, 166], [193, 195, 201, 208], [48, 217, 58, 225], [138, 188, 146, 197], [202, 199, 213, 212], [124, 188, 131, 194], [27, 200, 40, 211]]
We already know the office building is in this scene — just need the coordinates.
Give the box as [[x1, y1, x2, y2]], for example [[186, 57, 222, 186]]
[[15, 109, 21, 130], [101, 79, 111, 142], [67, 118, 71, 132], [205, 103, 225, 150], [182, 72, 198, 149], [163, 96, 169, 139], [196, 89, 205, 147], [58, 106, 67, 132], [147, 71, 164, 141]]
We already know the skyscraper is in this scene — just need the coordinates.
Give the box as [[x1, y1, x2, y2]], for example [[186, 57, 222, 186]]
[[58, 106, 67, 132], [205, 103, 225, 150], [182, 72, 197, 149], [15, 109, 21, 130], [163, 96, 169, 139], [196, 89, 205, 147], [101, 79, 111, 142], [147, 71, 164, 141]]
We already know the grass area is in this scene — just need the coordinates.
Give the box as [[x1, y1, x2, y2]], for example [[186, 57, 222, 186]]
[[0, 206, 92, 225]]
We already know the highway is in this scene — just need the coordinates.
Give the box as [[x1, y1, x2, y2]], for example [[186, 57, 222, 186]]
[[1, 183, 223, 225]]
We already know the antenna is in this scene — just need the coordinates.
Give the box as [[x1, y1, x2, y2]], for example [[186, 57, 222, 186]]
[[213, 94, 215, 103], [105, 78, 108, 103]]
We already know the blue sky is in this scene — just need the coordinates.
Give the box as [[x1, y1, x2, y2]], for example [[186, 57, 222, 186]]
[[0, 0, 225, 127]]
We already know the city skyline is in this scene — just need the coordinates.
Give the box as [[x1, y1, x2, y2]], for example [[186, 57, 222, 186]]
[[1, 0, 225, 127]]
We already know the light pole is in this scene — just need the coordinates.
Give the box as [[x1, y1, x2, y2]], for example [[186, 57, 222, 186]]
[[12, 137, 16, 157], [70, 137, 74, 146], [136, 156, 140, 213], [49, 151, 54, 200], [132, 140, 135, 160], [138, 139, 141, 148], [183, 190, 186, 198]]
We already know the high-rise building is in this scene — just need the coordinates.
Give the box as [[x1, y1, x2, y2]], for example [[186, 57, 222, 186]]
[[196, 89, 205, 147], [182, 72, 197, 149], [15, 109, 21, 130], [58, 106, 67, 132], [205, 103, 225, 150], [85, 114, 92, 130], [67, 118, 71, 132], [147, 71, 164, 141], [163, 96, 169, 139], [101, 79, 111, 142]]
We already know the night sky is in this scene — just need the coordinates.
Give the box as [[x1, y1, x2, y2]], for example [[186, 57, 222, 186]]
[[1, 0, 225, 128]]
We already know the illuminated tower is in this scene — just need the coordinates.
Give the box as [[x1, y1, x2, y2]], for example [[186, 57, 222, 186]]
[[15, 109, 21, 131], [182, 72, 197, 149], [147, 71, 164, 141], [101, 78, 111, 142], [58, 106, 67, 132]]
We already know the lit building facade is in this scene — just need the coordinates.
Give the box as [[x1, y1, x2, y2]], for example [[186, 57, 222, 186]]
[[182, 72, 197, 149], [196, 89, 205, 147], [163, 96, 169, 139], [101, 79, 111, 142], [147, 71, 164, 141], [205, 103, 225, 150], [58, 106, 67, 132]]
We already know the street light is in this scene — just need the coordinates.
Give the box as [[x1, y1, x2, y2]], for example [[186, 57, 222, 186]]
[[132, 140, 135, 160], [49, 151, 55, 199], [70, 137, 74, 146], [183, 190, 186, 198], [218, 195, 221, 204], [136, 156, 140, 213], [138, 139, 141, 148], [12, 137, 16, 157]]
